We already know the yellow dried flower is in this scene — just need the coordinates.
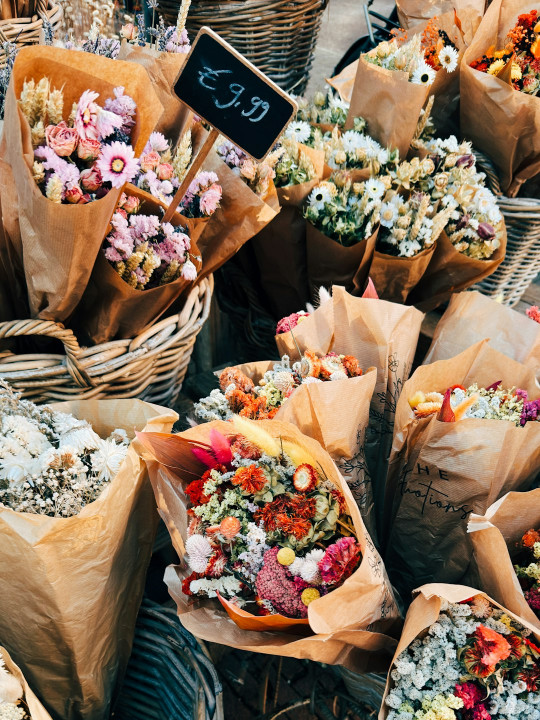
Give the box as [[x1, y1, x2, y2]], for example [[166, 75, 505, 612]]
[[18, 79, 36, 125], [277, 548, 296, 566], [173, 129, 192, 182], [487, 59, 505, 75], [301, 588, 320, 606], [31, 121, 45, 147], [33, 77, 50, 125], [159, 259, 180, 285], [46, 87, 64, 125], [45, 175, 63, 203], [32, 161, 45, 183], [511, 63, 522, 80]]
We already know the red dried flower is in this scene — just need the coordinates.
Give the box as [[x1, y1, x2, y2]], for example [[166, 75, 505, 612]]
[[454, 681, 485, 710], [525, 587, 540, 613], [229, 434, 262, 460], [318, 537, 362, 586], [255, 547, 308, 618], [522, 528, 540, 548], [331, 488, 347, 515], [293, 464, 318, 493], [518, 665, 540, 692], [182, 571, 202, 596], [289, 494, 317, 519], [232, 464, 267, 494], [275, 513, 311, 540], [185, 478, 211, 506], [463, 625, 511, 678]]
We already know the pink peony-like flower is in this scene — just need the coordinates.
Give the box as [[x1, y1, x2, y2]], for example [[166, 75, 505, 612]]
[[255, 547, 308, 618], [77, 136, 101, 161], [80, 166, 103, 192], [45, 121, 79, 157], [96, 142, 139, 189], [139, 151, 161, 173], [276, 311, 310, 334], [75, 90, 100, 140], [119, 193, 141, 214], [527, 305, 540, 323], [157, 162, 174, 181], [199, 184, 222, 215], [318, 536, 361, 587], [455, 682, 485, 710], [144, 132, 169, 153], [65, 186, 84, 204]]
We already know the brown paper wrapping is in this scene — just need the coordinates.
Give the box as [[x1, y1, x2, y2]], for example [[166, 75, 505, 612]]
[[409, 228, 506, 311], [396, 0, 487, 29], [424, 290, 540, 367], [345, 58, 431, 158], [384, 341, 540, 601], [369, 246, 434, 304], [250, 145, 327, 318], [468, 489, 540, 631], [116, 41, 191, 141], [216, 361, 378, 538], [0, 46, 163, 324], [70, 185, 202, 345], [461, 0, 540, 195], [196, 152, 279, 282], [276, 286, 424, 525], [379, 583, 540, 719], [305, 223, 377, 300], [0, 646, 52, 720], [138, 418, 400, 669], [0, 399, 176, 720]]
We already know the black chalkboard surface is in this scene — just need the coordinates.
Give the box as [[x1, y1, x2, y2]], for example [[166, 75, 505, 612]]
[[173, 27, 297, 161]]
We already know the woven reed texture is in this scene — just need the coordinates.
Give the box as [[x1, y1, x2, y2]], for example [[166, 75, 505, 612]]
[[0, 1, 63, 67], [0, 276, 213, 405], [113, 600, 224, 720], [473, 153, 540, 307], [160, 0, 328, 94]]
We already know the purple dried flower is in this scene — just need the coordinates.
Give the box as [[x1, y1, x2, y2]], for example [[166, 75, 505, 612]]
[[477, 222, 495, 240]]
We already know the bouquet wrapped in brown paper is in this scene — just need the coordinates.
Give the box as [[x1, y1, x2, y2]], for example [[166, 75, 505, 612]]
[[468, 489, 540, 632], [250, 141, 327, 318], [396, 0, 487, 30], [70, 185, 202, 344], [194, 358, 378, 539], [384, 341, 540, 602], [379, 584, 540, 720], [424, 290, 540, 366], [0, 646, 53, 720], [0, 46, 162, 324], [136, 417, 400, 670], [0, 393, 176, 720], [276, 286, 424, 524], [196, 147, 279, 283], [461, 0, 540, 196]]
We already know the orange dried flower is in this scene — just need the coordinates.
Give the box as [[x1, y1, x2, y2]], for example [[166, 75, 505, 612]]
[[219, 367, 254, 393], [276, 513, 312, 540], [302, 350, 322, 378], [232, 464, 267, 494], [341, 355, 363, 377], [220, 516, 241, 539], [522, 529, 540, 548]]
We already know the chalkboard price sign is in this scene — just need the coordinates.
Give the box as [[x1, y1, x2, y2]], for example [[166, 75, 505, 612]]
[[173, 27, 297, 161]]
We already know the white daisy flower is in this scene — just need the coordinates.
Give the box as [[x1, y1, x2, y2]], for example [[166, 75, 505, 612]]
[[380, 201, 398, 228], [285, 120, 311, 144], [329, 95, 349, 113], [90, 438, 128, 482], [364, 178, 386, 199], [341, 130, 363, 153], [308, 185, 333, 210], [411, 61, 436, 85], [438, 45, 459, 73]]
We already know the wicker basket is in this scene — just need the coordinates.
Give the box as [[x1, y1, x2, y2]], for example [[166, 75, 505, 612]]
[[473, 152, 540, 306], [160, 0, 328, 94], [0, 0, 63, 67], [0, 276, 213, 405], [113, 600, 224, 720]]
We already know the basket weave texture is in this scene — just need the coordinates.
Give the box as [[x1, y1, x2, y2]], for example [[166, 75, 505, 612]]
[[160, 0, 329, 94], [114, 600, 224, 720], [0, 0, 62, 67], [473, 152, 540, 307], [0, 276, 213, 405]]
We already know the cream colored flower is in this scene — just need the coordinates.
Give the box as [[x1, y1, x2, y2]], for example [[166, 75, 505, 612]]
[[487, 59, 505, 75]]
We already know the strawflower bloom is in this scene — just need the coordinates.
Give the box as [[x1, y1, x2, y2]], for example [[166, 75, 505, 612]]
[[96, 142, 139, 188]]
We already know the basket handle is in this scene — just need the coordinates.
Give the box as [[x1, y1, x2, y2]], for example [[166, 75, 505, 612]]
[[0, 319, 94, 388], [473, 150, 503, 198]]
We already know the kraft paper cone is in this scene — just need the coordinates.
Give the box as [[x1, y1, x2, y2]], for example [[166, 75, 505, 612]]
[[345, 58, 430, 157], [214, 361, 379, 539], [0, 646, 52, 720], [117, 41, 191, 141], [409, 228, 506, 311], [137, 419, 401, 670], [468, 489, 540, 631], [396, 0, 486, 29], [460, 0, 540, 195], [196, 152, 279, 282], [327, 60, 358, 104], [0, 399, 177, 720], [384, 341, 540, 602], [424, 290, 540, 367], [70, 185, 202, 345], [369, 245, 435, 304], [1, 46, 163, 324], [276, 286, 424, 527], [305, 223, 378, 301], [378, 583, 540, 719]]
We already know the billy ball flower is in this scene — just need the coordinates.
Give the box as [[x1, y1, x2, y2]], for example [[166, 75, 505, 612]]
[[185, 534, 213, 573], [97, 142, 139, 189], [301, 587, 320, 606]]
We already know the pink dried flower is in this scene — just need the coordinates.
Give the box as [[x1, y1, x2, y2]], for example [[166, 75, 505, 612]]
[[75, 90, 100, 140], [455, 682, 485, 710], [199, 184, 222, 215], [318, 537, 361, 587], [80, 166, 103, 192], [118, 193, 141, 214], [182, 259, 197, 281], [45, 121, 79, 157], [276, 311, 310, 334], [157, 163, 174, 181], [527, 306, 540, 323], [104, 87, 136, 134], [140, 151, 161, 173], [255, 547, 308, 618], [65, 186, 84, 204], [77, 137, 101, 161], [144, 132, 169, 153], [121, 22, 138, 40], [96, 142, 139, 189]]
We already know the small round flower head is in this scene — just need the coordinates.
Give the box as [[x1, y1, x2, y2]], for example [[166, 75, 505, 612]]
[[277, 547, 296, 566], [220, 516, 241, 539], [301, 587, 320, 606], [185, 534, 213, 573]]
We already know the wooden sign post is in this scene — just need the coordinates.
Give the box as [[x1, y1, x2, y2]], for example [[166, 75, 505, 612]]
[[163, 26, 297, 223]]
